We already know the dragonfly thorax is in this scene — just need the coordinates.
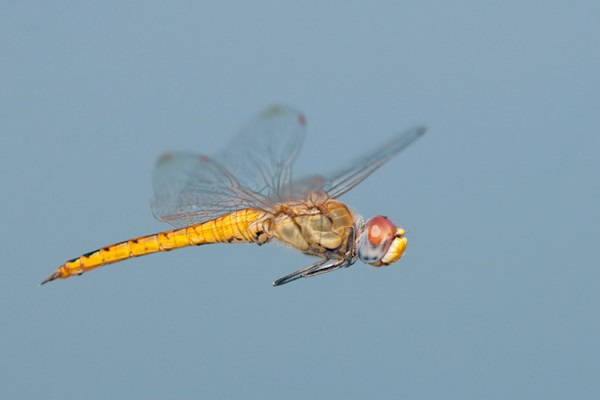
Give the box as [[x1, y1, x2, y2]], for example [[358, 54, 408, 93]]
[[269, 198, 356, 259]]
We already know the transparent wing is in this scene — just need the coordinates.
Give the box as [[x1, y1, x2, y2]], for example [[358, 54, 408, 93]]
[[151, 105, 307, 228], [218, 105, 307, 199], [151, 152, 272, 228], [319, 126, 426, 199]]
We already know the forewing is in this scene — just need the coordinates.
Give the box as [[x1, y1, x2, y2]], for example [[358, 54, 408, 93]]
[[151, 106, 307, 228], [322, 126, 426, 199]]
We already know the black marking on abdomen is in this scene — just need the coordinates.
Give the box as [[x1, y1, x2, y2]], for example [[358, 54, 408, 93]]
[[82, 250, 99, 258]]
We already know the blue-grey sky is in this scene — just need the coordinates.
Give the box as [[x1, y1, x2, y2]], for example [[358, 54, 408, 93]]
[[2, 1, 599, 399]]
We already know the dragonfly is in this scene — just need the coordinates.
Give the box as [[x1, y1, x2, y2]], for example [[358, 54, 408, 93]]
[[41, 106, 425, 286]]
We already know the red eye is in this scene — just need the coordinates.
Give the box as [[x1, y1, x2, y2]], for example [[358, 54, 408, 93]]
[[367, 216, 396, 245]]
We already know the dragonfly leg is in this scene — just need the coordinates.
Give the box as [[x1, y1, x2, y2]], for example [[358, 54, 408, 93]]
[[272, 258, 328, 286], [303, 259, 350, 278], [272, 258, 351, 286]]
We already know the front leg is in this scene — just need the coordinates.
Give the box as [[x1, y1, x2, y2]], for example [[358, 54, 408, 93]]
[[272, 258, 327, 286], [272, 258, 351, 286], [303, 259, 350, 278]]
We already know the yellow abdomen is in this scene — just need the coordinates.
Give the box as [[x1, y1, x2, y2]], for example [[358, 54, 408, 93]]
[[41, 209, 268, 284]]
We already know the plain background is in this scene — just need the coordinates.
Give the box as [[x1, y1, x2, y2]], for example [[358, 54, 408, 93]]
[[2, 1, 599, 399]]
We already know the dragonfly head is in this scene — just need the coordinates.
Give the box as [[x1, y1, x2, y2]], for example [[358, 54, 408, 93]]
[[358, 216, 407, 267]]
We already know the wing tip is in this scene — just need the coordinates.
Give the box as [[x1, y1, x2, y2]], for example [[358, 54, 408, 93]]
[[260, 104, 305, 124], [261, 104, 288, 118], [157, 153, 175, 166]]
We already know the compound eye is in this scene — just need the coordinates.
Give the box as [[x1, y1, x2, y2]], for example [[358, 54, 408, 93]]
[[367, 216, 396, 245], [358, 216, 397, 265]]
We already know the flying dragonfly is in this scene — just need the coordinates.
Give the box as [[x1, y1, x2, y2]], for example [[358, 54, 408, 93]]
[[41, 106, 425, 286]]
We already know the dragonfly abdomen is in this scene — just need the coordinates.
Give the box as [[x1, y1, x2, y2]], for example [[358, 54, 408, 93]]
[[41, 208, 268, 285]]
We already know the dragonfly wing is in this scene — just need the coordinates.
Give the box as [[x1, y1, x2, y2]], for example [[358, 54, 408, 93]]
[[151, 106, 307, 228], [322, 126, 426, 199], [217, 105, 307, 199], [151, 153, 270, 228], [283, 174, 327, 200]]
